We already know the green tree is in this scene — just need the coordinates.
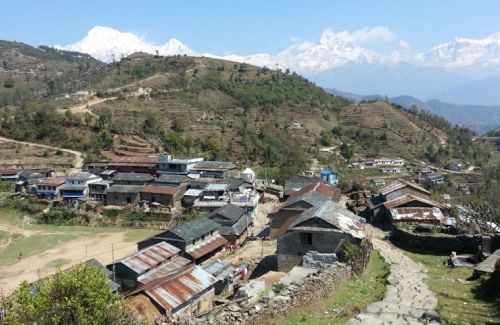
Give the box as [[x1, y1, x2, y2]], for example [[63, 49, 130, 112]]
[[340, 143, 354, 161], [3, 78, 15, 88], [171, 117, 188, 132], [5, 263, 136, 324]]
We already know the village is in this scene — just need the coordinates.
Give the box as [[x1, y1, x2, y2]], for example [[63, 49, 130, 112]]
[[0, 146, 498, 324]]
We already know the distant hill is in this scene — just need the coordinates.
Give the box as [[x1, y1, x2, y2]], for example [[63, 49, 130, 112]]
[[0, 39, 490, 174], [326, 89, 500, 134], [313, 62, 500, 106]]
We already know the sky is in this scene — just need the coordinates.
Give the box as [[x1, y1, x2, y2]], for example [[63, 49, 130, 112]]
[[2, 0, 500, 55]]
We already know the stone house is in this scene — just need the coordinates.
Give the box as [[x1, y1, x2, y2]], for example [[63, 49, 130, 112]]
[[282, 175, 317, 200], [370, 179, 431, 216], [269, 182, 339, 238], [207, 204, 252, 243], [106, 185, 143, 206], [88, 180, 113, 203], [15, 168, 54, 192], [274, 200, 365, 272], [137, 217, 228, 263], [140, 185, 184, 210]]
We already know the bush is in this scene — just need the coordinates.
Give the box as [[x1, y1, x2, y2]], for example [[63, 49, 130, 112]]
[[272, 283, 287, 294]]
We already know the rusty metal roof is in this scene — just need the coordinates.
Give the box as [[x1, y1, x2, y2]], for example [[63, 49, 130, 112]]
[[137, 255, 191, 284], [143, 265, 216, 313], [390, 207, 443, 222], [186, 234, 229, 260], [383, 194, 445, 210], [118, 242, 180, 275]]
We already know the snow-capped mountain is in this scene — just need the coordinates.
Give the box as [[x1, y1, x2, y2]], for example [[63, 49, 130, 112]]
[[53, 25, 500, 105], [415, 33, 500, 69], [224, 28, 383, 73], [55, 26, 194, 62]]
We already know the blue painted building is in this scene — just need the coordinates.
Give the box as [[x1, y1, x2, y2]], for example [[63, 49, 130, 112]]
[[320, 170, 339, 185]]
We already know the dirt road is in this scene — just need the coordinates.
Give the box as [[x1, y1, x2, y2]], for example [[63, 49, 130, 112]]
[[0, 231, 137, 294], [0, 136, 83, 173]]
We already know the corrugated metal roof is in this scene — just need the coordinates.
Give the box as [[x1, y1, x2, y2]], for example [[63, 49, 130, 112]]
[[186, 234, 229, 260], [119, 242, 181, 275], [390, 207, 443, 221], [138, 255, 191, 284], [383, 194, 445, 209], [379, 179, 430, 196], [184, 189, 203, 197], [143, 265, 216, 313], [206, 183, 229, 191]]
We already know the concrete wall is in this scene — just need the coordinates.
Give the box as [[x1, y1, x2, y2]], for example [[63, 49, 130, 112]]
[[277, 230, 356, 272]]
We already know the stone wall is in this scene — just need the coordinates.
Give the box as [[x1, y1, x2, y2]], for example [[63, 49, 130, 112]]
[[194, 263, 351, 325], [277, 230, 356, 272], [391, 227, 484, 254]]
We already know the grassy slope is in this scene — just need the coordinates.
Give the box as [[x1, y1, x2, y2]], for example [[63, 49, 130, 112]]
[[406, 251, 500, 324], [271, 250, 389, 325]]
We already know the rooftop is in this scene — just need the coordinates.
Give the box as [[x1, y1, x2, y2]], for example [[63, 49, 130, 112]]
[[110, 155, 158, 164], [158, 155, 204, 164], [192, 161, 237, 171], [390, 207, 444, 222], [117, 241, 181, 275], [202, 259, 238, 280], [38, 176, 66, 186], [137, 265, 216, 313], [156, 174, 189, 183], [208, 204, 247, 223], [112, 172, 154, 182], [379, 179, 430, 196], [383, 194, 445, 209], [67, 172, 98, 180], [205, 183, 229, 191], [274, 200, 365, 239], [106, 184, 144, 193], [137, 255, 191, 284], [169, 217, 220, 242]]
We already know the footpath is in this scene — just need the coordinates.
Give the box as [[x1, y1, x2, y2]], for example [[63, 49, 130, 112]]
[[347, 237, 440, 325]]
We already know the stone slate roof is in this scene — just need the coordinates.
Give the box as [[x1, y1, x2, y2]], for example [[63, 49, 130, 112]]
[[113, 173, 154, 182], [106, 185, 144, 193], [156, 174, 189, 183], [67, 172, 96, 180], [218, 177, 248, 191], [192, 161, 237, 171], [274, 200, 365, 239], [168, 217, 220, 242], [208, 204, 247, 223]]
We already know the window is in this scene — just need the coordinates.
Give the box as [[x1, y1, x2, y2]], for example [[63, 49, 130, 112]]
[[300, 233, 313, 246]]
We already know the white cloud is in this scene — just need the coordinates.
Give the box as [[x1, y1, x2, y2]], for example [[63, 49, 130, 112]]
[[327, 26, 395, 44]]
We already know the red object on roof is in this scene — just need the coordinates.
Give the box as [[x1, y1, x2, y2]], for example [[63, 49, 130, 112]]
[[186, 235, 229, 260], [118, 242, 181, 275], [390, 207, 442, 223], [383, 194, 445, 209], [141, 186, 178, 195]]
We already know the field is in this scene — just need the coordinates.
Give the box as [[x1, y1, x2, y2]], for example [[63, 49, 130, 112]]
[[0, 203, 158, 294], [406, 251, 500, 324], [269, 250, 389, 325], [0, 140, 75, 170]]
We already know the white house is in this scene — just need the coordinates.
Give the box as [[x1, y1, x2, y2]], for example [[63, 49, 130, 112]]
[[241, 168, 255, 182]]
